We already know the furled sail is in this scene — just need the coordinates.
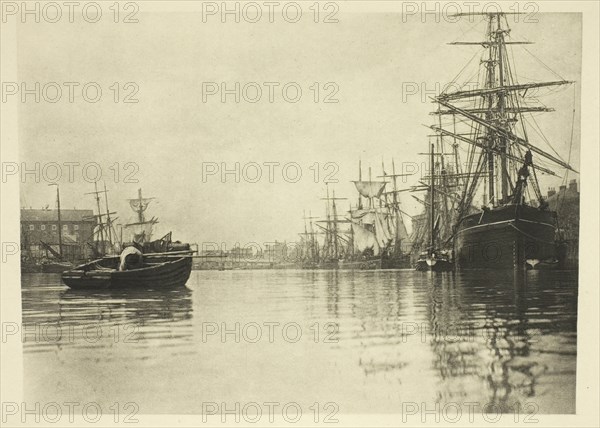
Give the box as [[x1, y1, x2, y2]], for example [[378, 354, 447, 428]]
[[351, 209, 376, 225], [128, 197, 153, 214], [352, 181, 387, 199], [395, 212, 409, 242], [374, 211, 393, 248], [352, 223, 379, 255], [124, 219, 157, 244]]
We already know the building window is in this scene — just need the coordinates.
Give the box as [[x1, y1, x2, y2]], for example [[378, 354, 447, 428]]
[[41, 225, 46, 231], [74, 225, 79, 231], [52, 225, 57, 231], [29, 224, 34, 231]]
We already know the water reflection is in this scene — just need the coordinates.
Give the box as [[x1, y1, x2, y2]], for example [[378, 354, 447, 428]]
[[21, 269, 577, 414], [22, 274, 193, 356]]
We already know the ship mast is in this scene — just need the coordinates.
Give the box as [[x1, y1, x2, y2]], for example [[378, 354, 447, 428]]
[[136, 188, 145, 223], [376, 159, 412, 253], [496, 15, 509, 203], [319, 186, 347, 260], [484, 15, 496, 206], [84, 183, 118, 255], [332, 189, 339, 259], [49, 183, 63, 258], [430, 143, 435, 251], [103, 182, 113, 248], [358, 159, 363, 209], [431, 12, 575, 220], [125, 188, 157, 243]]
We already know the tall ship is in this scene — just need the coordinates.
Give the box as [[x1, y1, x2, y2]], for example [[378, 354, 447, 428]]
[[428, 12, 577, 270], [414, 144, 455, 271], [298, 211, 321, 269], [85, 182, 120, 258], [125, 188, 159, 244], [315, 186, 350, 269], [349, 161, 412, 269]]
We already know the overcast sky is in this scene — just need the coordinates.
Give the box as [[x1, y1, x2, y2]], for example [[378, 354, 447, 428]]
[[17, 8, 581, 247]]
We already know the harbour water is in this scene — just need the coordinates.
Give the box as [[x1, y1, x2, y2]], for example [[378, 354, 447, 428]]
[[21, 269, 577, 415]]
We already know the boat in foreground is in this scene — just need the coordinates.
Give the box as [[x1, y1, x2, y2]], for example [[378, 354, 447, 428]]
[[62, 251, 193, 290]]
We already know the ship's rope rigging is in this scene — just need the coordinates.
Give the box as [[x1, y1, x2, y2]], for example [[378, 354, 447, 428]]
[[506, 27, 575, 172], [556, 85, 578, 215], [439, 49, 483, 97], [427, 12, 576, 249]]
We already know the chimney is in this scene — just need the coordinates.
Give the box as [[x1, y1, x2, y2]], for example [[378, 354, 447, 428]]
[[547, 187, 556, 197], [569, 179, 578, 192]]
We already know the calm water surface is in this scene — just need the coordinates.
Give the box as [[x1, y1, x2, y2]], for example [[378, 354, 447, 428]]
[[21, 269, 577, 414]]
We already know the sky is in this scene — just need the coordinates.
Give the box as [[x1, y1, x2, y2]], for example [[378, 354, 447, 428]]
[[16, 7, 581, 248]]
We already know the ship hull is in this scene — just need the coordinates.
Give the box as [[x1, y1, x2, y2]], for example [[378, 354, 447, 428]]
[[381, 254, 412, 269], [455, 205, 558, 270], [339, 257, 381, 270]]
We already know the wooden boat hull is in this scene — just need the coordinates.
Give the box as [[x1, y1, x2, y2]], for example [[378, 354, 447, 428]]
[[41, 261, 74, 273], [455, 205, 558, 270], [62, 256, 192, 290]]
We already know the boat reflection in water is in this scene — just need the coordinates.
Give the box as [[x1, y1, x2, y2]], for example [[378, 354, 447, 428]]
[[22, 269, 576, 414], [21, 274, 194, 356]]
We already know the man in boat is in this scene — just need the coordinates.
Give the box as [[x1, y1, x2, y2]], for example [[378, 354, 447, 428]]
[[119, 244, 144, 271]]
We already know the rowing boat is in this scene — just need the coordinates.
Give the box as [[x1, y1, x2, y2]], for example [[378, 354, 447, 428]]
[[61, 252, 193, 290]]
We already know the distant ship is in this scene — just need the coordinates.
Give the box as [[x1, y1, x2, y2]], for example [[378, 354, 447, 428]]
[[124, 188, 159, 245], [415, 144, 454, 272], [427, 12, 577, 270], [348, 160, 412, 269]]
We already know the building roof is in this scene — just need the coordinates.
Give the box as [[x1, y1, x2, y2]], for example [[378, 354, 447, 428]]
[[21, 209, 95, 222], [546, 181, 579, 211]]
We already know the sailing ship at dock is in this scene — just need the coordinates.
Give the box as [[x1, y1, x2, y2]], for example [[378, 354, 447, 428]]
[[125, 188, 159, 244], [315, 186, 351, 269], [299, 160, 414, 270], [85, 182, 120, 258], [427, 12, 577, 270], [414, 144, 455, 271], [348, 161, 412, 269], [298, 211, 321, 269]]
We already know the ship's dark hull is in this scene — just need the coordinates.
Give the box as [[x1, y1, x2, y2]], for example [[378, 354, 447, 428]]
[[381, 254, 412, 269], [317, 259, 339, 270], [455, 205, 557, 270], [339, 257, 381, 270]]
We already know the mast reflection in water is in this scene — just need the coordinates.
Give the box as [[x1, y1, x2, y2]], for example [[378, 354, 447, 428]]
[[21, 269, 576, 414]]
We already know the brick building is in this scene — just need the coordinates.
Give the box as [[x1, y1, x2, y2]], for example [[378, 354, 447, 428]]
[[20, 208, 96, 262], [546, 179, 579, 268]]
